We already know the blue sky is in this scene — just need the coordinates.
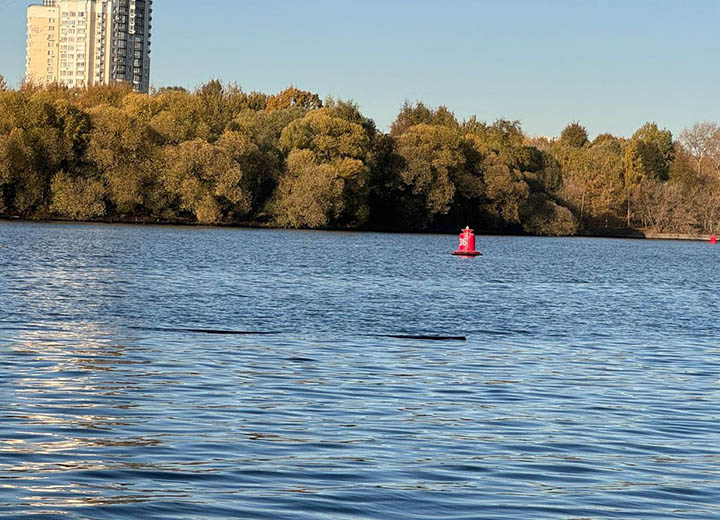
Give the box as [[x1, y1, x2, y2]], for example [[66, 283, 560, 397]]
[[1, 0, 718, 137]]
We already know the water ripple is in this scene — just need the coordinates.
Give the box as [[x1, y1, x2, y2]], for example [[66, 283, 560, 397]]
[[1, 222, 720, 518]]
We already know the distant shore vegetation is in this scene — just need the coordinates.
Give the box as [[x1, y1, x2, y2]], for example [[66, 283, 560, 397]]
[[1, 75, 720, 236]]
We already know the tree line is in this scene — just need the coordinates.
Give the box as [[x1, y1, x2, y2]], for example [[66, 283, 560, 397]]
[[1, 75, 719, 236]]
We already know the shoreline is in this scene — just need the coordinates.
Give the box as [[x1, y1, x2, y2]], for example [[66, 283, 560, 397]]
[[0, 216, 713, 242], [579, 229, 712, 242]]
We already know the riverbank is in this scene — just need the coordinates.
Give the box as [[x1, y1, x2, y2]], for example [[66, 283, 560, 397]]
[[1, 215, 715, 242], [581, 228, 712, 242]]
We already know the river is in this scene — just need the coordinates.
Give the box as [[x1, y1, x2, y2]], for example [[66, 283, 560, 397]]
[[1, 221, 719, 519]]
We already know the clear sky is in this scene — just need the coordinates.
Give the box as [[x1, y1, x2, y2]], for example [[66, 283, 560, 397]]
[[1, 0, 718, 137]]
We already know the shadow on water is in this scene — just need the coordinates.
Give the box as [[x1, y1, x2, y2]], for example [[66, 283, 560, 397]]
[[376, 334, 467, 341], [129, 327, 468, 341], [129, 326, 280, 336]]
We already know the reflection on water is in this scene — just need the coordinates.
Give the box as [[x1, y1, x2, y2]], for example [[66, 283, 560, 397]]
[[1, 221, 720, 519], [1, 321, 158, 514]]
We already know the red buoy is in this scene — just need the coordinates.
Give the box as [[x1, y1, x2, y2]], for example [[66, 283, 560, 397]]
[[452, 226, 482, 257], [711, 234, 717, 244]]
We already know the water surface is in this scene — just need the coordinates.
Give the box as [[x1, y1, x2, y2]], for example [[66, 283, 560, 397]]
[[1, 221, 719, 519]]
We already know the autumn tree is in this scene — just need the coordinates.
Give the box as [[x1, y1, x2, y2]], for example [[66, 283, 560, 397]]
[[0, 90, 69, 216], [554, 133, 626, 228], [634, 180, 693, 233], [6, 79, 718, 236], [586, 139, 624, 227], [195, 80, 240, 141], [74, 82, 132, 109], [85, 105, 162, 216], [271, 103, 375, 228], [267, 86, 322, 111], [160, 132, 255, 224], [150, 89, 206, 144], [50, 170, 105, 220]]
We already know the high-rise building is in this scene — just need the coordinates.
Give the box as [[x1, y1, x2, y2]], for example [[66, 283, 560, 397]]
[[110, 0, 152, 93], [26, 0, 152, 92]]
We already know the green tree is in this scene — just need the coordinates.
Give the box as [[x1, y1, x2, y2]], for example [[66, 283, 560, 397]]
[[0, 127, 64, 216], [391, 102, 459, 137], [122, 91, 164, 123], [390, 101, 434, 136], [592, 133, 617, 146], [464, 119, 527, 168], [394, 123, 465, 226], [464, 118, 574, 233], [227, 108, 306, 214], [366, 132, 411, 229], [195, 79, 234, 141], [560, 122, 589, 148], [482, 154, 530, 226], [0, 135, 9, 213], [623, 140, 647, 226], [631, 122, 674, 180], [553, 143, 592, 224], [522, 193, 578, 236], [214, 130, 260, 218], [195, 80, 258, 142], [54, 99, 91, 161]]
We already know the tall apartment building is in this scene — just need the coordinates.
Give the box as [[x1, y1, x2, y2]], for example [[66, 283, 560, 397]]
[[26, 0, 152, 92]]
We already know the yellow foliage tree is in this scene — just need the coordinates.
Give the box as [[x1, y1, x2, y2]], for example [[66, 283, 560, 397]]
[[271, 107, 373, 228], [50, 171, 106, 220], [267, 86, 322, 111]]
